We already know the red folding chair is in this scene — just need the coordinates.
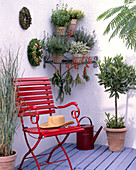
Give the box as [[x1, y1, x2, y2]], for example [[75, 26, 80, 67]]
[[14, 77, 84, 170]]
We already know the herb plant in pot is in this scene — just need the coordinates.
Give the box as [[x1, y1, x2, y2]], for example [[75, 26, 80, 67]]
[[96, 54, 136, 152], [74, 27, 96, 62], [51, 4, 70, 35], [0, 50, 20, 169], [45, 35, 69, 63], [68, 8, 85, 35], [69, 41, 90, 63]]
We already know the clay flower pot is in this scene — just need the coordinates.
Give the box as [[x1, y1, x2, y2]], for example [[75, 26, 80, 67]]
[[104, 127, 128, 152], [52, 54, 64, 63], [68, 19, 77, 35], [0, 151, 17, 170], [56, 26, 66, 36]]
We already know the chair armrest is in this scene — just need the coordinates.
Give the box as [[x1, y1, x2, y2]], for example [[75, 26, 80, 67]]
[[56, 102, 81, 126]]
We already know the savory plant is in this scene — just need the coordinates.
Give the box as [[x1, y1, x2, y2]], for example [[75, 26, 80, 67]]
[[69, 41, 90, 55], [0, 50, 20, 156], [74, 27, 96, 50], [51, 4, 71, 27], [68, 8, 85, 20], [96, 54, 136, 128]]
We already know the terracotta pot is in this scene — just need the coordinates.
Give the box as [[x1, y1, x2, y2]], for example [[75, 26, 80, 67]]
[[68, 19, 77, 35], [52, 54, 64, 63], [104, 127, 128, 152], [72, 54, 83, 63], [0, 151, 17, 170], [56, 27, 66, 36]]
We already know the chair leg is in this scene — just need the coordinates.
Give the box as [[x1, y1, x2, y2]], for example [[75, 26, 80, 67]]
[[46, 134, 73, 170], [18, 131, 41, 170]]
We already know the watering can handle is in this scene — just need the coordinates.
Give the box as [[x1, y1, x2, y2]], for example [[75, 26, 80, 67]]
[[79, 116, 92, 126]]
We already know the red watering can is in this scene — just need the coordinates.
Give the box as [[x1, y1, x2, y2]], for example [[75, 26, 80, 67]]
[[77, 116, 102, 150]]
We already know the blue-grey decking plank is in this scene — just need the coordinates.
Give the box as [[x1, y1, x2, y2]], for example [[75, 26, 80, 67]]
[[22, 144, 68, 170], [107, 148, 133, 170], [53, 144, 80, 169], [127, 158, 136, 170], [95, 149, 122, 170], [39, 143, 76, 170], [15, 143, 71, 170], [59, 145, 101, 169], [116, 149, 136, 170], [75, 145, 108, 169], [86, 147, 112, 169]]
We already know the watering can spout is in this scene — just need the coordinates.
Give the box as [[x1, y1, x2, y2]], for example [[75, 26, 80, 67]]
[[91, 126, 103, 145]]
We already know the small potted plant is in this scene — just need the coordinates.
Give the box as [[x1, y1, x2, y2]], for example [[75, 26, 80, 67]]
[[69, 41, 90, 63], [51, 4, 70, 35], [96, 54, 136, 152], [45, 35, 69, 63], [0, 49, 20, 169], [74, 27, 96, 62], [68, 8, 85, 35]]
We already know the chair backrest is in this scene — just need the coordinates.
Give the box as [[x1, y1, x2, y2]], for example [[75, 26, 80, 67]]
[[15, 77, 56, 117]]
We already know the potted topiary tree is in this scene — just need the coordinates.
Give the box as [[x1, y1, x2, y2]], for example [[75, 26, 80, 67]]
[[0, 49, 20, 169], [51, 4, 71, 36], [68, 8, 85, 35], [96, 54, 136, 152]]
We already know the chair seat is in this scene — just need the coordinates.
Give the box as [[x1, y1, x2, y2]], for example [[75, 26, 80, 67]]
[[24, 126, 84, 137]]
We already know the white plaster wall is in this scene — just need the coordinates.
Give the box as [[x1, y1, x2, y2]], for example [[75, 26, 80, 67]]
[[0, 0, 136, 167]]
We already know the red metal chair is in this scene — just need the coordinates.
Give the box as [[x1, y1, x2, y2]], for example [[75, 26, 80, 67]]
[[14, 77, 84, 170]]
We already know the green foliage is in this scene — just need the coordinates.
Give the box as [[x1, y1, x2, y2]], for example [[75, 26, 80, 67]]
[[72, 73, 82, 87], [27, 38, 43, 66], [51, 4, 71, 27], [74, 27, 96, 50], [68, 8, 85, 20], [64, 69, 73, 95], [0, 50, 20, 156], [45, 35, 69, 55], [105, 112, 125, 128], [96, 54, 136, 128], [69, 41, 90, 55], [97, 0, 136, 51], [50, 71, 62, 87]]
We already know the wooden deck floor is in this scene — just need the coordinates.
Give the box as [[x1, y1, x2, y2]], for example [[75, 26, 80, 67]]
[[15, 143, 136, 170]]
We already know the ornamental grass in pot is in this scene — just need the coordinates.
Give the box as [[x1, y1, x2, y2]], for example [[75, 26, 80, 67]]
[[45, 35, 69, 63], [96, 54, 136, 152], [51, 4, 70, 35], [0, 50, 20, 169]]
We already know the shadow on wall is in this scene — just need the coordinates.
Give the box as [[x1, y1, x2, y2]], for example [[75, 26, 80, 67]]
[[125, 90, 136, 147]]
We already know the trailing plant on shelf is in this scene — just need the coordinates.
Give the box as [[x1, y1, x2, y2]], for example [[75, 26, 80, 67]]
[[74, 27, 96, 50], [51, 4, 70, 27], [0, 49, 20, 157], [68, 8, 85, 20], [97, 0, 136, 51], [96, 54, 136, 128]]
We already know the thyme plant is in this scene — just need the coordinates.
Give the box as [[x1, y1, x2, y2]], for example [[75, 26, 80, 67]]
[[0, 50, 20, 156]]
